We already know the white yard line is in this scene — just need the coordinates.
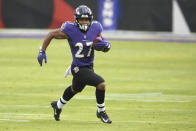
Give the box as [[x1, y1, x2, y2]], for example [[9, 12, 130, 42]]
[[74, 96, 191, 103], [1, 92, 196, 98], [0, 119, 29, 122], [113, 120, 193, 125], [0, 105, 49, 108], [0, 105, 192, 112], [0, 112, 194, 125], [0, 117, 193, 125], [0, 113, 50, 116], [0, 92, 194, 103]]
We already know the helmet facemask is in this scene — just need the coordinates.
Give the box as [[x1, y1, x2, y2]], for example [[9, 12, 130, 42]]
[[78, 23, 89, 32], [74, 5, 93, 32]]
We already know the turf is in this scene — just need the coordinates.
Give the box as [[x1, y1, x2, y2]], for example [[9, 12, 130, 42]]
[[0, 38, 196, 131]]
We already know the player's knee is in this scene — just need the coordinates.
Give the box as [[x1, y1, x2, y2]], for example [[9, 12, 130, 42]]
[[97, 82, 105, 90], [71, 87, 80, 94]]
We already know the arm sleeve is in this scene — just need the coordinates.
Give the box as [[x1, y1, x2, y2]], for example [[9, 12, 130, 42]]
[[97, 22, 103, 35], [93, 22, 111, 52]]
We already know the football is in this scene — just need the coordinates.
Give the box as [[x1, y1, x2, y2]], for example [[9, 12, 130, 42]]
[[93, 36, 104, 51], [93, 36, 102, 43]]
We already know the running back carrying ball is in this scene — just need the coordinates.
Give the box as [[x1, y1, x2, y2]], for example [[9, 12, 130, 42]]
[[37, 5, 112, 124]]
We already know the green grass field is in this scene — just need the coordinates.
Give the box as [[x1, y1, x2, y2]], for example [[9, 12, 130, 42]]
[[0, 38, 196, 131]]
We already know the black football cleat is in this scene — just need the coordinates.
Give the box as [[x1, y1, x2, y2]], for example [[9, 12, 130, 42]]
[[51, 101, 62, 121], [97, 110, 112, 124]]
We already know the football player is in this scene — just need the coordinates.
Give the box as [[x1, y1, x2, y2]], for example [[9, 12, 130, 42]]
[[37, 5, 112, 124]]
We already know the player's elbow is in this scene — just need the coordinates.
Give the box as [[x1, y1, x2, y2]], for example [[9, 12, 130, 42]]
[[46, 31, 55, 40]]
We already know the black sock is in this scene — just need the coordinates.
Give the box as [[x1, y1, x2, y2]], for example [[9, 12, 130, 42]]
[[62, 85, 75, 101], [96, 89, 105, 104]]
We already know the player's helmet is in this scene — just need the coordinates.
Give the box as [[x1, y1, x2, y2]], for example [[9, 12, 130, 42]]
[[74, 5, 93, 32]]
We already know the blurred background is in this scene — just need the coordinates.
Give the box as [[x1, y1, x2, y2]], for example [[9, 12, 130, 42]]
[[0, 0, 196, 41]]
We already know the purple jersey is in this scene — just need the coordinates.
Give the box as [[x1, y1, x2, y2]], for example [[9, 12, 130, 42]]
[[61, 21, 103, 66]]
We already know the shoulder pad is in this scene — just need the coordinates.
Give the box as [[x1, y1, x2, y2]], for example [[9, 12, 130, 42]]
[[91, 21, 103, 34], [60, 22, 75, 31], [92, 20, 101, 25]]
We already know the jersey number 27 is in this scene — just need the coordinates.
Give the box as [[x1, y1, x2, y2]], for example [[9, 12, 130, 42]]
[[75, 42, 93, 58]]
